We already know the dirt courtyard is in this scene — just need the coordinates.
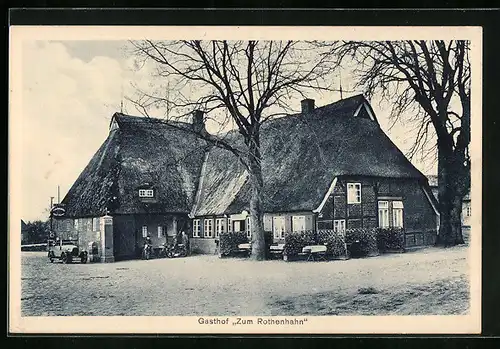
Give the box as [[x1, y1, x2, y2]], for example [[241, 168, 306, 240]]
[[21, 246, 469, 316]]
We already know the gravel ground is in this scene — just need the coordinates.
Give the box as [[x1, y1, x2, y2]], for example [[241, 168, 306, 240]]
[[21, 246, 468, 316]]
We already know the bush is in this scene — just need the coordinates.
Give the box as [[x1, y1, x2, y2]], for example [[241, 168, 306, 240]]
[[376, 228, 405, 252], [283, 230, 316, 257], [345, 228, 378, 257], [219, 231, 249, 257], [317, 230, 348, 258]]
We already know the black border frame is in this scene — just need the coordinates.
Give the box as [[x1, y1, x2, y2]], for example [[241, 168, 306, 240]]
[[6, 6, 500, 346]]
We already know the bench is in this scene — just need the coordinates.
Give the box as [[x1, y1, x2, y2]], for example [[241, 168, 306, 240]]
[[270, 243, 285, 258], [299, 245, 328, 261], [237, 243, 252, 256]]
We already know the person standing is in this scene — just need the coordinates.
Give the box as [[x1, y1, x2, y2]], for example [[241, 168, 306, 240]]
[[180, 231, 189, 255]]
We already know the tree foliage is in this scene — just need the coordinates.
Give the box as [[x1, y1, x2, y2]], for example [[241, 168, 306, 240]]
[[128, 40, 337, 259], [22, 220, 50, 244]]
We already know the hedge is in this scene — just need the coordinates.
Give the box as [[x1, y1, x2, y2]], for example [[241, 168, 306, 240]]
[[317, 230, 348, 259], [219, 231, 248, 257], [219, 231, 274, 258], [283, 230, 316, 257], [376, 227, 405, 252], [345, 228, 379, 257]]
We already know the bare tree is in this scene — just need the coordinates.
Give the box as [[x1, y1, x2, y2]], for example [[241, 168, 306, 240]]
[[329, 40, 470, 246], [127, 40, 336, 260]]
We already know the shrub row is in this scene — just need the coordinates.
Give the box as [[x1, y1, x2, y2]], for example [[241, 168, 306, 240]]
[[219, 231, 274, 258], [219, 227, 412, 260], [219, 231, 248, 257], [376, 227, 405, 252], [316, 230, 348, 258]]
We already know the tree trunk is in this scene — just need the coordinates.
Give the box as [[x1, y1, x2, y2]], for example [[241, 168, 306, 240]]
[[436, 148, 465, 247], [451, 195, 465, 245], [248, 138, 266, 261]]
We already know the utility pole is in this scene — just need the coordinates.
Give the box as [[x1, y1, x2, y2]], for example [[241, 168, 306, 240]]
[[49, 196, 54, 245], [57, 185, 60, 204]]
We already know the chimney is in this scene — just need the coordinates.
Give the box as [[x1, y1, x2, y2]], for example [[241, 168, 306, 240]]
[[301, 99, 315, 114], [192, 110, 205, 133]]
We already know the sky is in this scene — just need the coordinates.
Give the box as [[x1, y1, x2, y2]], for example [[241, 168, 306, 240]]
[[20, 40, 438, 222]]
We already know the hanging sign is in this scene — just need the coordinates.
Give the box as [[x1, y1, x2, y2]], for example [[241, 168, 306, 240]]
[[51, 204, 66, 217]]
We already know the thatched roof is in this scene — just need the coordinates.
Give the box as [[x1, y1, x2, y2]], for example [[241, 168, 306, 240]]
[[62, 94, 432, 218], [61, 113, 206, 217], [192, 94, 428, 216]]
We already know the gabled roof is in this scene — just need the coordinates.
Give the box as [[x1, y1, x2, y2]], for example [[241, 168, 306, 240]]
[[61, 113, 206, 217], [192, 94, 427, 216]]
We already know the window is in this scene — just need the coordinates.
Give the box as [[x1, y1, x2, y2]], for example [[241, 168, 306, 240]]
[[334, 219, 346, 233], [193, 219, 201, 237], [465, 205, 471, 217], [204, 219, 213, 238], [273, 216, 286, 239], [215, 218, 225, 238], [378, 201, 390, 228], [142, 225, 148, 238], [92, 218, 99, 231], [378, 200, 404, 229], [227, 218, 232, 232], [74, 219, 79, 230], [292, 215, 306, 233], [234, 220, 241, 232], [139, 189, 154, 198], [347, 183, 362, 204], [392, 201, 404, 228], [246, 217, 251, 238], [157, 225, 163, 238]]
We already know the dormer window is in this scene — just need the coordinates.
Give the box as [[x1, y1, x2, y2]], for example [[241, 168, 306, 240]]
[[139, 189, 154, 198]]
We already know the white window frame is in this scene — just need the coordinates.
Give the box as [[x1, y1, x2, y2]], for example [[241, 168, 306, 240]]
[[227, 217, 232, 233], [142, 225, 148, 238], [157, 225, 163, 238], [465, 205, 471, 217], [333, 219, 346, 233], [193, 219, 201, 237], [92, 218, 97, 231], [215, 218, 225, 238], [378, 201, 390, 228], [246, 217, 251, 238], [292, 215, 306, 233], [347, 183, 362, 204], [139, 189, 154, 198], [233, 220, 241, 232], [392, 201, 404, 228], [273, 216, 286, 239], [204, 219, 213, 238]]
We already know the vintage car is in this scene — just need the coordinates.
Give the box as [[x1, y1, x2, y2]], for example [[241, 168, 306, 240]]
[[48, 238, 88, 264]]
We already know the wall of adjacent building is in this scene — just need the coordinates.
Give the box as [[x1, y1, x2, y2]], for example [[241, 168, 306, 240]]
[[316, 176, 438, 248]]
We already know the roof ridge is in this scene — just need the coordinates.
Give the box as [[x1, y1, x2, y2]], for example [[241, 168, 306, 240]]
[[113, 112, 192, 126]]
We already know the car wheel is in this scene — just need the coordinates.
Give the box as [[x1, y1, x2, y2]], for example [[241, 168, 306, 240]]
[[61, 253, 68, 264], [81, 254, 88, 264]]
